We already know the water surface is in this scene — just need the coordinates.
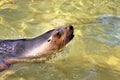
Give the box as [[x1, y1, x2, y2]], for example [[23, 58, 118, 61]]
[[0, 0, 120, 80]]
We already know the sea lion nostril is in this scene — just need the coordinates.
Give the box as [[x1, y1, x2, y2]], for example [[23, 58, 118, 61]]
[[68, 25, 73, 30]]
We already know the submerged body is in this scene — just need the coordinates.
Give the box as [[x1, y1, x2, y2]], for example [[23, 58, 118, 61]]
[[0, 26, 74, 71]]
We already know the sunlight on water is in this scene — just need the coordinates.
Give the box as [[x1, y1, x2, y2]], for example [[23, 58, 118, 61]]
[[0, 0, 120, 80]]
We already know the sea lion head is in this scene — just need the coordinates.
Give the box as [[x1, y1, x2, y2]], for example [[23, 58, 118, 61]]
[[46, 25, 74, 51]]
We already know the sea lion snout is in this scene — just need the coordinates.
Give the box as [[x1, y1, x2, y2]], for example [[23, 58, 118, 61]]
[[65, 25, 74, 30], [65, 25, 74, 41]]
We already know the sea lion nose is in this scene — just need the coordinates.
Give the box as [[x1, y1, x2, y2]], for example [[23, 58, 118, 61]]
[[69, 25, 73, 30], [65, 25, 74, 30]]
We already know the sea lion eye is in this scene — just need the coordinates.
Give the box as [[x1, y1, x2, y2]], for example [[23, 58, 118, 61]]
[[47, 39, 51, 42], [55, 31, 61, 38], [56, 31, 60, 36]]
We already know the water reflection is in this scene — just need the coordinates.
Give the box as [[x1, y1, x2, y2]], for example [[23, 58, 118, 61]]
[[93, 15, 120, 46]]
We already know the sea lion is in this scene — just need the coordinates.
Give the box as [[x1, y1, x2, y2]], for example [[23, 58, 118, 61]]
[[0, 25, 74, 71]]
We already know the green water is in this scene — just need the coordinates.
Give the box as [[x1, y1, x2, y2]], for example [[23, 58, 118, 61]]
[[0, 0, 120, 80]]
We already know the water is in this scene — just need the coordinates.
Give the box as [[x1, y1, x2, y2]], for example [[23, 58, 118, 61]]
[[0, 0, 120, 80]]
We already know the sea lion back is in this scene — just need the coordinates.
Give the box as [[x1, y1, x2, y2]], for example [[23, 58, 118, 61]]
[[0, 39, 26, 58]]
